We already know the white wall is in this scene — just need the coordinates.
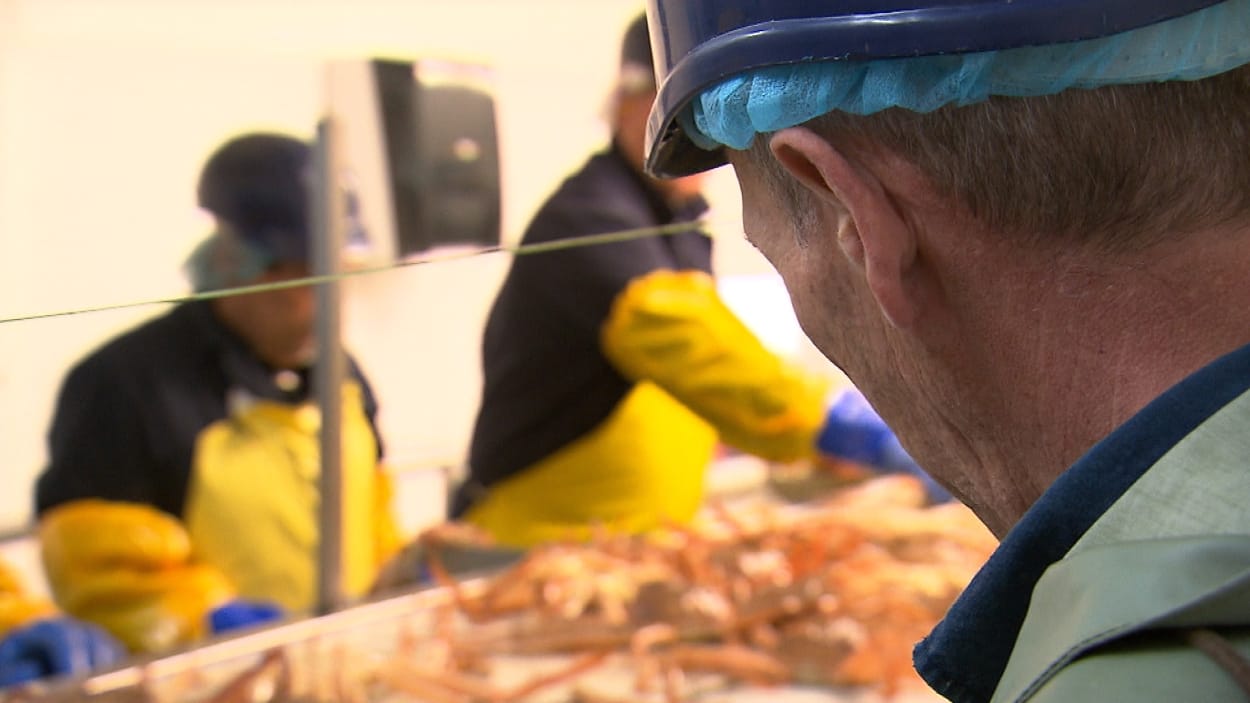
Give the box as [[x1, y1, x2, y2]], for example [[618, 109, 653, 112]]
[[0, 0, 833, 537]]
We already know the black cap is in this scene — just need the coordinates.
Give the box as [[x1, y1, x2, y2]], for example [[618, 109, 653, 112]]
[[197, 133, 311, 263], [621, 13, 654, 75]]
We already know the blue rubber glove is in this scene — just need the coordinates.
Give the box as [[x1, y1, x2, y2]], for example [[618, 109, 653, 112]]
[[0, 618, 127, 688], [208, 601, 284, 636], [817, 388, 952, 503]]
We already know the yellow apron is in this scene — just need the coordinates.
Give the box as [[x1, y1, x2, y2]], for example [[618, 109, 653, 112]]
[[184, 382, 390, 612], [465, 381, 718, 549]]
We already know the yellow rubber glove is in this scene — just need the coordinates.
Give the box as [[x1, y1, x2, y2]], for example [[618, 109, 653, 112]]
[[39, 500, 235, 654], [602, 269, 830, 462], [0, 560, 57, 636]]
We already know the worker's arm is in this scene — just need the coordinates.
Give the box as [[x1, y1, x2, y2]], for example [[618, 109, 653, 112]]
[[601, 269, 829, 462], [534, 195, 822, 458], [36, 355, 164, 516], [527, 198, 826, 460], [601, 269, 953, 502], [39, 500, 240, 654], [36, 355, 277, 653]]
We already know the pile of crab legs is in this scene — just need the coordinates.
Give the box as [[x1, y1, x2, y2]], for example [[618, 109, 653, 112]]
[[198, 475, 995, 703]]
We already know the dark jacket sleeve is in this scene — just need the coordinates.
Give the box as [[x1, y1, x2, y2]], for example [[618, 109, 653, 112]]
[[346, 355, 385, 461], [35, 355, 160, 516], [522, 205, 699, 335]]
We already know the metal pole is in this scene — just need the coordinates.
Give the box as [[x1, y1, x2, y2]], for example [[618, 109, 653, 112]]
[[313, 116, 347, 615]]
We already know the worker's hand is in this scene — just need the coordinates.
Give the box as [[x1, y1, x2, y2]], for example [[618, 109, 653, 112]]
[[208, 601, 284, 636], [370, 540, 431, 596], [816, 388, 952, 503], [0, 617, 126, 688]]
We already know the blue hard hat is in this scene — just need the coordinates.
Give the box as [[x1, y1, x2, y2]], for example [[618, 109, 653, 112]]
[[197, 132, 312, 263], [644, 0, 1229, 177]]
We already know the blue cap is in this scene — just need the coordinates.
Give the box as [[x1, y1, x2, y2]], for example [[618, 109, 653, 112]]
[[197, 133, 312, 263]]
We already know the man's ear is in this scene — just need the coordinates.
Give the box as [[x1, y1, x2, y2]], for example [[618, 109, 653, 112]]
[[767, 127, 922, 330]]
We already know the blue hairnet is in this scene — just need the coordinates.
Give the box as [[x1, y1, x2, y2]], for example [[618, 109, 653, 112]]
[[684, 0, 1250, 150], [184, 229, 273, 293]]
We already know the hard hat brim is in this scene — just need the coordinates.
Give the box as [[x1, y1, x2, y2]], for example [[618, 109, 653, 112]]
[[644, 0, 1226, 178]]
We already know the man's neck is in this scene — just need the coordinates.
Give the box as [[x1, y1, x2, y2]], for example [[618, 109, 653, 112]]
[[941, 225, 1250, 536]]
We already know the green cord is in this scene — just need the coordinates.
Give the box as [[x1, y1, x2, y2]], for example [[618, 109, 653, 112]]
[[0, 220, 711, 325]]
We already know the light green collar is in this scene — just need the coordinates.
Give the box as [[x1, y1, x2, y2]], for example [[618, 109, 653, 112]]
[[1070, 386, 1250, 552], [992, 387, 1250, 702]]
